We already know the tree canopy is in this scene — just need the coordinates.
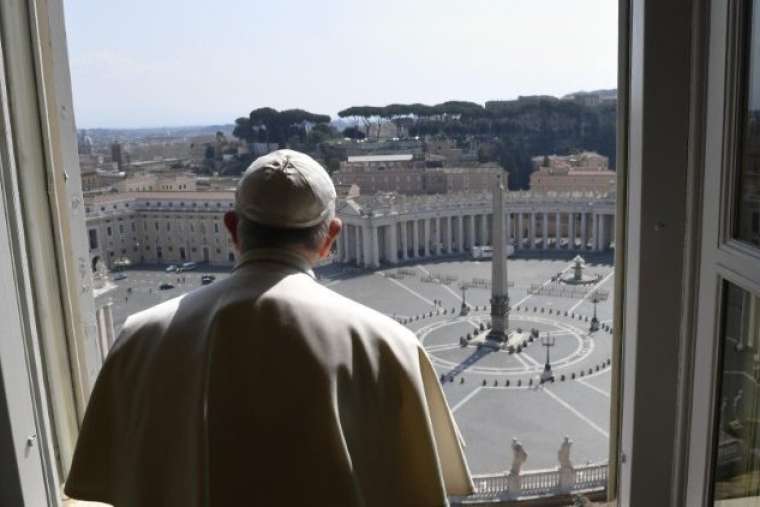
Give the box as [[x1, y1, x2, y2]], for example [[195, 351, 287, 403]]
[[232, 107, 331, 146], [232, 95, 616, 189]]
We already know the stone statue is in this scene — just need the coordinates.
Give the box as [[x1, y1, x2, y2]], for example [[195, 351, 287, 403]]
[[558, 436, 574, 469], [558, 436, 575, 490], [510, 438, 528, 476], [92, 258, 109, 289]]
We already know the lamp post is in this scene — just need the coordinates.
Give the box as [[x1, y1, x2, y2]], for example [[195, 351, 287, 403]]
[[540, 334, 556, 383], [460, 284, 470, 316], [590, 292, 600, 333]]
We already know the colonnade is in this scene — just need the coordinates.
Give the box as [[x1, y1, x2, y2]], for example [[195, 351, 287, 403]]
[[336, 209, 615, 268]]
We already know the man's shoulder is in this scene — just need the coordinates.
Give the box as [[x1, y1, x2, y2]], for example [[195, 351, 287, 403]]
[[110, 295, 185, 355]]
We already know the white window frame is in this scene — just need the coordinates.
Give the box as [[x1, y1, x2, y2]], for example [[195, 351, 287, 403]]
[[0, 0, 102, 493], [685, 0, 760, 504], [1, 0, 726, 505]]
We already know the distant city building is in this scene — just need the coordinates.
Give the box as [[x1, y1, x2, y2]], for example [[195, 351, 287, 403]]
[[79, 154, 100, 191], [529, 152, 616, 194], [335, 183, 360, 199], [338, 139, 425, 158], [561, 89, 618, 106], [116, 172, 197, 192], [333, 154, 506, 195], [77, 130, 93, 155], [110, 142, 127, 170]]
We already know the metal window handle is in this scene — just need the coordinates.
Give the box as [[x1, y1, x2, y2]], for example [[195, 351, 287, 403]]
[[24, 434, 37, 457]]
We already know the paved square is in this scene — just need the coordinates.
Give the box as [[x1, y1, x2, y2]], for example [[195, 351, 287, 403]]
[[97, 252, 615, 475]]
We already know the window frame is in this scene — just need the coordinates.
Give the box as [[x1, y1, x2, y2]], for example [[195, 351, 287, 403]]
[[0, 0, 720, 505], [685, 0, 760, 504], [0, 0, 102, 488]]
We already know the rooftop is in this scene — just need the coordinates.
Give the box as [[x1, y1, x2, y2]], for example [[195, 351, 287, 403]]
[[347, 154, 415, 163]]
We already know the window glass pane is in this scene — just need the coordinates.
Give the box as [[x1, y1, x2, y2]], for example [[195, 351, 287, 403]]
[[713, 282, 760, 504], [737, 0, 760, 247]]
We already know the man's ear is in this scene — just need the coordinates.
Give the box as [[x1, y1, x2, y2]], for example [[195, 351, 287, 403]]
[[318, 217, 342, 259], [224, 211, 240, 250]]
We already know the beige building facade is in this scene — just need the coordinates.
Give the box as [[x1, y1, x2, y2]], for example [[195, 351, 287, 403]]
[[530, 152, 616, 194], [116, 172, 197, 192], [85, 191, 236, 269], [334, 154, 505, 196]]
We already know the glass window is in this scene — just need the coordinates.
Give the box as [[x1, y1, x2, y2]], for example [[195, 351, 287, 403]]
[[736, 0, 760, 247], [713, 282, 760, 503]]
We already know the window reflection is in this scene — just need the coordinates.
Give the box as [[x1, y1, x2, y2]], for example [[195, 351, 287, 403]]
[[737, 0, 760, 247], [714, 282, 760, 503]]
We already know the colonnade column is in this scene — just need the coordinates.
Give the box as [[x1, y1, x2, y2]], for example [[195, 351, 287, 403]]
[[457, 215, 464, 253], [480, 214, 488, 246], [592, 214, 600, 251], [517, 213, 524, 249], [569, 213, 576, 250], [424, 219, 431, 257], [387, 223, 398, 263], [542, 212, 548, 250], [462, 215, 475, 250], [435, 217, 442, 255], [555, 212, 562, 249], [343, 230, 351, 262], [335, 231, 344, 261], [530, 213, 536, 250], [361, 225, 371, 267], [581, 213, 588, 250], [413, 219, 420, 258], [599, 214, 607, 251], [446, 217, 453, 254], [373, 226, 381, 266], [400, 221, 409, 260], [355, 225, 362, 265]]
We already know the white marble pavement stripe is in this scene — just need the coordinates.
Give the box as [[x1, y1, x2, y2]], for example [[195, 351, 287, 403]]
[[512, 261, 575, 308], [451, 386, 483, 414], [577, 378, 610, 398], [416, 264, 472, 308], [568, 270, 615, 313], [376, 273, 435, 306]]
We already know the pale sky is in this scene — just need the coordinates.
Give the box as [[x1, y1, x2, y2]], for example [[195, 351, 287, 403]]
[[63, 0, 618, 129]]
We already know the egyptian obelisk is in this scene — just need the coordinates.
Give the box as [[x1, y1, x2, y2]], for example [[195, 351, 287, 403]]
[[488, 174, 510, 342]]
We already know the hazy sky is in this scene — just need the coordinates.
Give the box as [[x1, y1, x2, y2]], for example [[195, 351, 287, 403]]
[[63, 0, 618, 129]]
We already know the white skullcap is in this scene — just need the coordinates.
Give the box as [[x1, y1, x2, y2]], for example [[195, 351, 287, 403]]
[[235, 149, 336, 229]]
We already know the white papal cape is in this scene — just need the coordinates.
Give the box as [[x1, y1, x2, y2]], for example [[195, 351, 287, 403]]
[[65, 249, 474, 506]]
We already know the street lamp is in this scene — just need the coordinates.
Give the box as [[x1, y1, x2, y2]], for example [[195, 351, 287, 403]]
[[540, 334, 556, 384], [459, 283, 470, 316], [590, 292, 600, 333]]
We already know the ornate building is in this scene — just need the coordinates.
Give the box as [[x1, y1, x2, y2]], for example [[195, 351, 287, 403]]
[[85, 189, 615, 271], [85, 191, 236, 269]]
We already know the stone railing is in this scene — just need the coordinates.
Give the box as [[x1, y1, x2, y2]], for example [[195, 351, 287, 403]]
[[454, 462, 608, 503]]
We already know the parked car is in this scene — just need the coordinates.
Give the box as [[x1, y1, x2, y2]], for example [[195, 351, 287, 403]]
[[165, 264, 178, 273], [178, 261, 197, 272], [201, 275, 216, 285], [112, 272, 128, 281], [159, 283, 175, 290]]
